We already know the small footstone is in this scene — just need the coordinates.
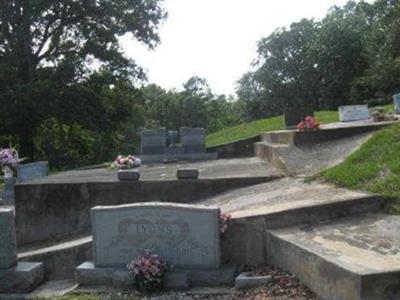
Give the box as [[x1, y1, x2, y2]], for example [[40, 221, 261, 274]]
[[117, 170, 140, 181], [177, 169, 199, 180], [235, 272, 272, 290], [0, 262, 45, 293]]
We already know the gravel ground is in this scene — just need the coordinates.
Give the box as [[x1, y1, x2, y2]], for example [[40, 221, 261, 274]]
[[73, 265, 317, 300]]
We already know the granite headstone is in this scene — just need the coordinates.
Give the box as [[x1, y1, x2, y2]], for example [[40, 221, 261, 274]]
[[393, 93, 400, 114], [180, 127, 206, 153], [0, 208, 17, 269], [91, 202, 220, 269], [140, 129, 167, 155], [284, 108, 314, 129], [338, 105, 370, 122], [17, 161, 49, 183]]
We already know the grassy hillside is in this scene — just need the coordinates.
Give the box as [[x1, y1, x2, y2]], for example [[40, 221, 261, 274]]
[[206, 110, 339, 147], [321, 123, 400, 214], [206, 104, 394, 147]]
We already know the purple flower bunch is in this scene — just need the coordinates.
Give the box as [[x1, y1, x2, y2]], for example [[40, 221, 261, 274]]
[[0, 148, 19, 169], [219, 211, 232, 234], [127, 250, 168, 292], [112, 154, 141, 169]]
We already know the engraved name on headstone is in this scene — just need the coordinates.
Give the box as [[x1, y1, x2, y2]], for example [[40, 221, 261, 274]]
[[140, 129, 167, 155], [338, 105, 370, 122], [92, 202, 220, 269], [0, 208, 17, 269], [17, 161, 49, 183], [180, 127, 206, 153]]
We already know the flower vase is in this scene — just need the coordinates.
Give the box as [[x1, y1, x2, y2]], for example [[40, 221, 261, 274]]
[[2, 166, 13, 178]]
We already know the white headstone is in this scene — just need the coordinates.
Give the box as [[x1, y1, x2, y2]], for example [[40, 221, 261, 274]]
[[393, 93, 400, 114], [0, 208, 17, 269], [17, 161, 49, 183], [338, 105, 370, 122], [91, 202, 220, 269]]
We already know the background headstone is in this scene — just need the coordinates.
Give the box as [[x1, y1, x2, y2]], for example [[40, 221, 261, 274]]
[[167, 130, 179, 146], [140, 128, 167, 155], [2, 177, 16, 201], [0, 208, 17, 269], [91, 202, 220, 269], [338, 105, 370, 122], [393, 93, 400, 114], [17, 161, 49, 183], [180, 127, 206, 153], [284, 108, 314, 129]]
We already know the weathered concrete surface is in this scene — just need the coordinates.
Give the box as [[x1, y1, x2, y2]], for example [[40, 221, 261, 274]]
[[196, 178, 383, 265], [0, 262, 44, 293], [18, 235, 92, 280], [234, 272, 272, 290], [266, 213, 400, 300], [15, 158, 282, 247], [26, 157, 281, 183], [76, 261, 237, 288], [256, 133, 372, 175], [207, 136, 261, 159]]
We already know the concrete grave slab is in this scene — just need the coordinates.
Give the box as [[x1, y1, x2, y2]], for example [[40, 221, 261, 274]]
[[17, 161, 49, 183], [140, 128, 167, 155], [180, 127, 206, 153], [339, 105, 370, 122], [177, 169, 199, 179], [266, 213, 400, 300], [91, 202, 220, 269], [0, 207, 17, 269]]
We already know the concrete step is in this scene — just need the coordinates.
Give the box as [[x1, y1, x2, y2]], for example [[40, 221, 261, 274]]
[[266, 213, 400, 300], [254, 142, 289, 173], [196, 178, 383, 266], [18, 235, 92, 280]]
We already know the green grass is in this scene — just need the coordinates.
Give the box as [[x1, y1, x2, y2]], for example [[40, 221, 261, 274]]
[[206, 110, 339, 147], [321, 123, 400, 214]]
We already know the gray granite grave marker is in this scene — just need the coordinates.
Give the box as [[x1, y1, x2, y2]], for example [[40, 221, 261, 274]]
[[91, 202, 220, 269], [338, 105, 370, 122], [284, 108, 314, 129], [180, 127, 206, 153], [393, 93, 400, 114], [17, 161, 49, 183], [0, 208, 17, 269], [140, 129, 167, 155]]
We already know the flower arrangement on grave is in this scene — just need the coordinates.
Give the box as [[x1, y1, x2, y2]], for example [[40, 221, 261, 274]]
[[127, 250, 169, 292], [0, 148, 20, 178], [219, 211, 232, 234], [297, 116, 320, 131], [111, 154, 141, 169]]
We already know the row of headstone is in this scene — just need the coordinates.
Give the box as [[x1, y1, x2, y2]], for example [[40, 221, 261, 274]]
[[141, 127, 206, 155], [0, 208, 44, 293]]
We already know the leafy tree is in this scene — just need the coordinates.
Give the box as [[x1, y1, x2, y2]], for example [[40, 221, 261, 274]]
[[0, 0, 166, 158]]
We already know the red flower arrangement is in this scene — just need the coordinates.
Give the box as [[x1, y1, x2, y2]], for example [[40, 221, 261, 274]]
[[297, 116, 320, 131]]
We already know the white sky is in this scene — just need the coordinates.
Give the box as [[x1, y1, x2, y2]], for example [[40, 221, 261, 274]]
[[120, 0, 349, 96]]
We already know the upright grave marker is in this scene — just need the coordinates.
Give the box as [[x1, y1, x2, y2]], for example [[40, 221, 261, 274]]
[[338, 105, 370, 122], [91, 202, 220, 269], [180, 127, 206, 153], [284, 108, 314, 129], [17, 161, 49, 183], [393, 93, 400, 114], [140, 129, 167, 155]]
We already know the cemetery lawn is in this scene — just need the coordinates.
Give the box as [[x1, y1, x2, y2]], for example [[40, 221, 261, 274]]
[[206, 104, 394, 148], [206, 110, 339, 147], [321, 123, 400, 214]]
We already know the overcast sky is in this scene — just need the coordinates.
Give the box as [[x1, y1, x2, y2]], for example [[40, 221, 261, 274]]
[[120, 0, 349, 96]]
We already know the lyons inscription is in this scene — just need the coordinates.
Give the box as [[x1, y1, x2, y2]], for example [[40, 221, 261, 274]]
[[91, 202, 220, 269]]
